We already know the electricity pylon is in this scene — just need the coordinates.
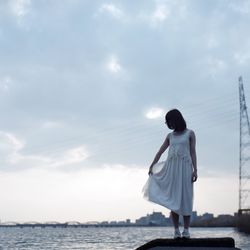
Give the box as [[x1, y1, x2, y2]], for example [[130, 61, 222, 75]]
[[238, 76, 250, 214]]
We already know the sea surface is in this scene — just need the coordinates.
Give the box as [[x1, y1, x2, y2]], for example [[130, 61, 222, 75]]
[[0, 227, 249, 250]]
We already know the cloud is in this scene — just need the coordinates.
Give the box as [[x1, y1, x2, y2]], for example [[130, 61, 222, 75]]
[[4, 0, 33, 29], [138, 1, 189, 28], [0, 163, 147, 222], [206, 34, 219, 49], [205, 57, 227, 78], [0, 164, 238, 221], [106, 55, 122, 73], [0, 132, 23, 164], [0, 131, 89, 171], [234, 51, 250, 65], [0, 76, 12, 92], [145, 107, 164, 119], [228, 0, 250, 14], [0, 0, 246, 221], [0, 131, 24, 157], [98, 3, 124, 19], [50, 146, 89, 168], [0, 131, 49, 166], [41, 121, 64, 129], [151, 4, 170, 24], [8, 0, 31, 18], [4, 132, 23, 152], [138, 3, 170, 27]]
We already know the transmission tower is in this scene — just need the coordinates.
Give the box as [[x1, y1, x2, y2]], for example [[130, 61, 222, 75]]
[[238, 76, 250, 214]]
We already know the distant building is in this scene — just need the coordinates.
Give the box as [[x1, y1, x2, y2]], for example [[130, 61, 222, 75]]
[[126, 219, 131, 224], [136, 212, 171, 226], [136, 215, 148, 225], [201, 213, 214, 221], [190, 212, 215, 226], [191, 211, 198, 222], [217, 214, 232, 219], [100, 221, 109, 225], [180, 211, 198, 225], [216, 214, 235, 224]]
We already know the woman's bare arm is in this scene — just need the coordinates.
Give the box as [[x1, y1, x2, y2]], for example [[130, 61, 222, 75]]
[[190, 130, 197, 181], [148, 134, 170, 174]]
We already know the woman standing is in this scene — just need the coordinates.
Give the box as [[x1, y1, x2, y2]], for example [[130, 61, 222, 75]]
[[143, 109, 197, 239]]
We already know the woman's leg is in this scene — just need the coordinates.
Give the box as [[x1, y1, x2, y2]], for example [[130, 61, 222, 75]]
[[171, 211, 179, 229], [172, 211, 181, 239], [182, 215, 191, 238], [183, 215, 190, 229]]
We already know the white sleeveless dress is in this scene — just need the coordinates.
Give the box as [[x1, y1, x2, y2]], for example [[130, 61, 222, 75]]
[[142, 129, 193, 216]]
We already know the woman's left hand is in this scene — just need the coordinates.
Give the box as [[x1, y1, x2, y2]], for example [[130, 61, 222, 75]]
[[148, 166, 153, 175], [192, 171, 198, 182]]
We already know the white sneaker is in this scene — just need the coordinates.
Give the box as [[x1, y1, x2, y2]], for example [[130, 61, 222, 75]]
[[174, 228, 181, 239], [182, 229, 190, 239]]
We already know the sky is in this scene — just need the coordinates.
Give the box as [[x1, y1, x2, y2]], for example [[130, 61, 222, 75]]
[[0, 0, 250, 223]]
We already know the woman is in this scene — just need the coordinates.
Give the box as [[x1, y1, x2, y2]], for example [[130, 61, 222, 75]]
[[143, 109, 197, 239]]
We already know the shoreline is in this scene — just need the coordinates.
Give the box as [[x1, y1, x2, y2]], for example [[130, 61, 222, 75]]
[[0, 224, 242, 229]]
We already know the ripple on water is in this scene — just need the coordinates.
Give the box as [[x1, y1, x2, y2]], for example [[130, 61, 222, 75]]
[[0, 227, 249, 250]]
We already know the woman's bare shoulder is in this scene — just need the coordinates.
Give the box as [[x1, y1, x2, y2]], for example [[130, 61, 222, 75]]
[[167, 132, 172, 138]]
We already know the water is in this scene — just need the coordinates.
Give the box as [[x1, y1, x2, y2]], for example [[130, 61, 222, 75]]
[[0, 227, 249, 250]]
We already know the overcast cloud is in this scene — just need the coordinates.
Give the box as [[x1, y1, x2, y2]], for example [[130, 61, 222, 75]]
[[0, 0, 249, 222]]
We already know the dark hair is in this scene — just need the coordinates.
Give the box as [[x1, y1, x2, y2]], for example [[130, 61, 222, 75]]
[[165, 109, 186, 132]]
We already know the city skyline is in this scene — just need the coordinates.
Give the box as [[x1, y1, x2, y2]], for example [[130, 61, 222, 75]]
[[0, 210, 236, 225], [0, 0, 249, 222]]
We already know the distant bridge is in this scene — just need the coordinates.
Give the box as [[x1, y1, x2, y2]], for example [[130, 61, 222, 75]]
[[0, 221, 137, 228]]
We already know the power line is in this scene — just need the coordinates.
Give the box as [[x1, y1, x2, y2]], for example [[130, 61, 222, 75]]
[[16, 90, 248, 158]]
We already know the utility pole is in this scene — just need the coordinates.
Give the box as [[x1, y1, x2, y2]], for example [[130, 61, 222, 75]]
[[238, 76, 250, 215]]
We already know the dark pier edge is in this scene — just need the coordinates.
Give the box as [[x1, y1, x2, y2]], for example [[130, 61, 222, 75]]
[[136, 237, 241, 250]]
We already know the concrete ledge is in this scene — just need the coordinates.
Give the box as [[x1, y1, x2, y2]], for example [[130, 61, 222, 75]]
[[136, 237, 241, 250], [137, 248, 240, 250]]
